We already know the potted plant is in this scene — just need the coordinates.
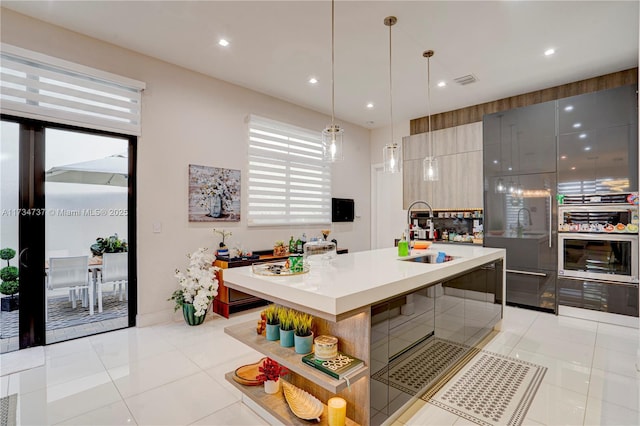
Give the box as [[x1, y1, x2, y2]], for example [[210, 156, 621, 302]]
[[263, 304, 280, 341], [0, 248, 18, 312], [168, 247, 220, 326], [293, 311, 314, 354], [273, 240, 287, 257], [213, 228, 231, 257], [90, 234, 128, 257], [278, 307, 295, 348], [256, 357, 289, 394]]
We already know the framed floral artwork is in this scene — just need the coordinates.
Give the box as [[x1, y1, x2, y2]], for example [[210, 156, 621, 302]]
[[188, 164, 240, 222]]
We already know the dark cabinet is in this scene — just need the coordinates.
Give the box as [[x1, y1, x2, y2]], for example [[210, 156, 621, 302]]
[[483, 100, 557, 177], [558, 85, 639, 194]]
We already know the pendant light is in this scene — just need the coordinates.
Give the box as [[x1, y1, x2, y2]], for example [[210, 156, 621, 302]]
[[322, 0, 344, 162], [383, 16, 400, 173], [422, 50, 439, 181]]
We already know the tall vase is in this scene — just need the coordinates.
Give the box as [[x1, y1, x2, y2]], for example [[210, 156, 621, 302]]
[[208, 195, 222, 218], [182, 303, 206, 326]]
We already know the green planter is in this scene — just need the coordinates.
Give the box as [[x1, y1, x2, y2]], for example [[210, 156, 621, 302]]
[[294, 332, 313, 354], [182, 303, 206, 326], [266, 323, 280, 341], [280, 328, 294, 347]]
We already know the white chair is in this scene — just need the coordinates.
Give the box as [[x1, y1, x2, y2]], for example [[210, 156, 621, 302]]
[[47, 256, 93, 319], [99, 252, 128, 313]]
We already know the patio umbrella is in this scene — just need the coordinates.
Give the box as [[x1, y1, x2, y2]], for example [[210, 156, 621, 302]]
[[45, 154, 128, 187]]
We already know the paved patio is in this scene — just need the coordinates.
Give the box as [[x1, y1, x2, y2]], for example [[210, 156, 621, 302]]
[[0, 294, 128, 352]]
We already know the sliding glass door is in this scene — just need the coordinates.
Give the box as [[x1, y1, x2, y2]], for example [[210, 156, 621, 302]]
[[0, 118, 136, 353]]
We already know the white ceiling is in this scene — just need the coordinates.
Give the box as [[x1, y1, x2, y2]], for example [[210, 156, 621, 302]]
[[3, 1, 638, 130]]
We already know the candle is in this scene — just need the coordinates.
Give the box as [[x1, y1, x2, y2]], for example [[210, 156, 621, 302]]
[[327, 397, 346, 426]]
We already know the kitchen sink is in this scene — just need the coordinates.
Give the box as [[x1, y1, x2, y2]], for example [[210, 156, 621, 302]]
[[401, 255, 455, 264]]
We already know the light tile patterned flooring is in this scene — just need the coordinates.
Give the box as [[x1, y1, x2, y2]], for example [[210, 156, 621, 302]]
[[0, 305, 638, 425]]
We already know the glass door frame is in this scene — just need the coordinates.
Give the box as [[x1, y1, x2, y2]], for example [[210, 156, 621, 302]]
[[2, 114, 137, 350]]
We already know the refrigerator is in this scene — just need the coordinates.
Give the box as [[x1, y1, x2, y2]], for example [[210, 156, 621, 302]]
[[484, 173, 558, 313]]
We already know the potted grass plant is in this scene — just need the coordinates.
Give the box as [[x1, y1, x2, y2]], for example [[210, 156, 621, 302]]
[[278, 307, 295, 348], [293, 311, 314, 354], [264, 304, 280, 341]]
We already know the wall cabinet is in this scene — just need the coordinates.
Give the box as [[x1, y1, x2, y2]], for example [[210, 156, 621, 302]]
[[483, 100, 556, 177], [403, 122, 483, 210], [557, 84, 638, 194]]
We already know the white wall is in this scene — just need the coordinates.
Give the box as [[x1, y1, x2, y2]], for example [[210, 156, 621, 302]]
[[370, 122, 410, 247], [1, 9, 372, 325]]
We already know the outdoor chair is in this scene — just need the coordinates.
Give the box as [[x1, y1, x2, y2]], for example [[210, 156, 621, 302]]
[[47, 256, 93, 319], [99, 252, 128, 313]]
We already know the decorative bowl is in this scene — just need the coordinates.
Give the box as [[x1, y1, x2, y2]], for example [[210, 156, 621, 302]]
[[281, 379, 323, 421], [233, 357, 267, 386]]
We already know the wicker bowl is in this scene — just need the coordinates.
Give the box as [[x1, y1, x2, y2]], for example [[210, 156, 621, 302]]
[[281, 379, 323, 421]]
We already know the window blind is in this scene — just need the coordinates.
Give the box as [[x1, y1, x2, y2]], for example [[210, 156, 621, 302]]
[[0, 44, 145, 136], [247, 115, 331, 226]]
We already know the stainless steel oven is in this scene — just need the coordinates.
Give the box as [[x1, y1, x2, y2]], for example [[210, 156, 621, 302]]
[[558, 233, 638, 284]]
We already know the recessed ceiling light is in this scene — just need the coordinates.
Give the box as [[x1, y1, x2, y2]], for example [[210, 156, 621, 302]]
[[584, 146, 591, 151], [571, 166, 576, 170], [508, 167, 513, 171], [366, 103, 374, 109], [564, 105, 573, 112], [308, 77, 318, 84], [218, 39, 230, 47], [437, 81, 446, 88], [493, 160, 498, 164], [579, 133, 587, 139], [561, 155, 567, 160], [544, 48, 555, 56], [573, 123, 581, 128]]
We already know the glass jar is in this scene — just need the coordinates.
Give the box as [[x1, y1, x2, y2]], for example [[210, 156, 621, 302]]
[[303, 240, 337, 265]]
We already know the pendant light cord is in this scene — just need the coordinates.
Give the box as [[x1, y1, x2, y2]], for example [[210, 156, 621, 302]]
[[427, 55, 432, 156], [389, 21, 394, 145], [331, 0, 335, 127]]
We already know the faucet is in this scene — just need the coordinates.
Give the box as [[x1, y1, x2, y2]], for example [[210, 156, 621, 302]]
[[407, 200, 434, 241], [516, 207, 532, 236]]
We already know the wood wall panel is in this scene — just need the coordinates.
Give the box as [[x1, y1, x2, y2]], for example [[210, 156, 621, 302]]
[[410, 68, 638, 135]]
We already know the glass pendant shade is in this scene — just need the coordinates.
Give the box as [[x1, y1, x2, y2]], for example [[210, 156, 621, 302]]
[[507, 180, 516, 195], [423, 156, 439, 181], [495, 177, 506, 193], [383, 143, 400, 173], [322, 124, 344, 162]]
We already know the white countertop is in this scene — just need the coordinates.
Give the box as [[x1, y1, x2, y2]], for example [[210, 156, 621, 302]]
[[222, 244, 506, 321]]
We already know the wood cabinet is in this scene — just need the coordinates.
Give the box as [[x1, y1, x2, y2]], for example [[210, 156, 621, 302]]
[[403, 122, 483, 210]]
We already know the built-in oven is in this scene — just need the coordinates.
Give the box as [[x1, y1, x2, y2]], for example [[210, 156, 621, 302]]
[[558, 233, 638, 284]]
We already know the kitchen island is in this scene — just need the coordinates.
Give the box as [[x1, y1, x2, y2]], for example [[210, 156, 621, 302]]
[[222, 245, 506, 425]]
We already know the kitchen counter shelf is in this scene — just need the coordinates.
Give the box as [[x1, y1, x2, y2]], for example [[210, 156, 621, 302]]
[[224, 320, 368, 394], [225, 373, 360, 426]]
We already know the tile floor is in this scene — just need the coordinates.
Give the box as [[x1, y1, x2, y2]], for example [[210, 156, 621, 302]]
[[0, 305, 638, 425]]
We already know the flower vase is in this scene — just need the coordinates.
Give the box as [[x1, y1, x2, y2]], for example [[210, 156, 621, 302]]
[[294, 332, 313, 354], [266, 323, 280, 341], [208, 195, 222, 218], [279, 328, 294, 347], [264, 379, 279, 394], [182, 303, 206, 326]]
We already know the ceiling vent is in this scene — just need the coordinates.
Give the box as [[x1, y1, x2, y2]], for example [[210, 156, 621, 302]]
[[454, 74, 478, 85]]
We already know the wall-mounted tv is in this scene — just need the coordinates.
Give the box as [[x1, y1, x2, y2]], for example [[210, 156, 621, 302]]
[[332, 198, 354, 222]]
